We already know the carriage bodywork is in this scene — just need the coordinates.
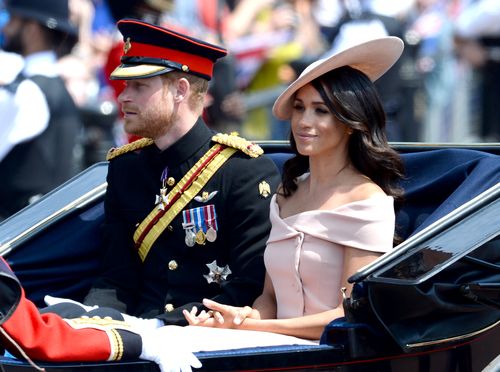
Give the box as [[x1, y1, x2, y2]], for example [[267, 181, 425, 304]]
[[0, 142, 499, 371]]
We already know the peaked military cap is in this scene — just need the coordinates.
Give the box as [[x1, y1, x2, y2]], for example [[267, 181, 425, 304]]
[[110, 18, 227, 81]]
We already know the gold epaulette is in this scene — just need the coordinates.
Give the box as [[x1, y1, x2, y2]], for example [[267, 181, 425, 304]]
[[106, 138, 155, 161], [212, 132, 263, 158]]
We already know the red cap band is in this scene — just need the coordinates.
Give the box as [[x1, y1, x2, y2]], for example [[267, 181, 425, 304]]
[[126, 41, 214, 78]]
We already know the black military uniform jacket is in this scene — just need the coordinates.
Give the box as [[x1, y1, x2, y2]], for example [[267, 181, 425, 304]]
[[85, 120, 281, 325]]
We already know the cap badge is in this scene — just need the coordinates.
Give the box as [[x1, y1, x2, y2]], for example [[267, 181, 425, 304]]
[[124, 37, 132, 54], [204, 260, 231, 285], [259, 181, 271, 198]]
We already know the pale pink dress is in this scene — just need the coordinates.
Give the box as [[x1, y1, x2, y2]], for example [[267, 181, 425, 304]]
[[264, 190, 395, 320]]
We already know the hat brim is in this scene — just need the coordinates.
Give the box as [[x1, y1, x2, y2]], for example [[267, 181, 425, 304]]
[[7, 7, 78, 35], [272, 37, 404, 120], [110, 63, 174, 80]]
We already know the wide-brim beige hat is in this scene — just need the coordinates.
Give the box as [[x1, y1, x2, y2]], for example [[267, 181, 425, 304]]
[[272, 37, 404, 120]]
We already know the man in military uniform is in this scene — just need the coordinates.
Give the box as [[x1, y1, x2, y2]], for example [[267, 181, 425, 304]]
[[61, 19, 280, 326]]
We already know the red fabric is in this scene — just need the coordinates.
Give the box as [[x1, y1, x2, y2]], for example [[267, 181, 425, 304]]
[[197, 0, 229, 37], [0, 263, 112, 361], [104, 41, 126, 100], [125, 41, 215, 78]]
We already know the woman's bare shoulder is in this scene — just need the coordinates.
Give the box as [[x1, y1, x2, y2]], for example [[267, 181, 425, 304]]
[[344, 175, 387, 203]]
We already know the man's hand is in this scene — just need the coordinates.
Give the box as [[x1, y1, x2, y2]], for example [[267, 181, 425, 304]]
[[139, 326, 201, 372]]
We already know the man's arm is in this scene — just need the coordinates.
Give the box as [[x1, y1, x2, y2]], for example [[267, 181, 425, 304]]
[[0, 257, 141, 362], [84, 159, 142, 312]]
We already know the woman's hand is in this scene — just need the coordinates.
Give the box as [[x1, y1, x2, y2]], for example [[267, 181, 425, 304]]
[[183, 299, 258, 328]]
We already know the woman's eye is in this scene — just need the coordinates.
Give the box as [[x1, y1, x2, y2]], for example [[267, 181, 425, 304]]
[[292, 104, 304, 111], [315, 108, 329, 115]]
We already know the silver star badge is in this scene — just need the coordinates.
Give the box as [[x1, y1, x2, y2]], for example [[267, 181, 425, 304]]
[[203, 260, 231, 285]]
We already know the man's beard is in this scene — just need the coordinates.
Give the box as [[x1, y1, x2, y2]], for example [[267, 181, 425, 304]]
[[2, 31, 24, 55], [125, 104, 177, 139]]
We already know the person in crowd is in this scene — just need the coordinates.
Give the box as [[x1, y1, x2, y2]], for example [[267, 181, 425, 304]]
[[183, 36, 405, 341], [45, 18, 281, 329], [454, 0, 500, 142], [0, 0, 82, 219]]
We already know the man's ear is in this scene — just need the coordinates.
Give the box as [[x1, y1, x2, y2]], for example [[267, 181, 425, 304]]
[[174, 78, 190, 103]]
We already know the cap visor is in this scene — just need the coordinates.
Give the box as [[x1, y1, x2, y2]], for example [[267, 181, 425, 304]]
[[110, 64, 173, 80]]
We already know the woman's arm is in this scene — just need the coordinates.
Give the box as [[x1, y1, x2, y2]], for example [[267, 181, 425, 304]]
[[189, 247, 381, 340], [251, 272, 277, 319]]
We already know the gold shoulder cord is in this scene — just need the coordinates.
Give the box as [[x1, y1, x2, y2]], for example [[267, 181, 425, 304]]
[[106, 138, 154, 161], [212, 132, 263, 158]]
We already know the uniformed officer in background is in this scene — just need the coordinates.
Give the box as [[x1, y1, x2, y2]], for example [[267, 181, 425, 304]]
[[0, 0, 82, 219], [46, 18, 281, 327]]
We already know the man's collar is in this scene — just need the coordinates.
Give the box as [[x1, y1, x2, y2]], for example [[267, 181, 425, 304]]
[[154, 119, 214, 165]]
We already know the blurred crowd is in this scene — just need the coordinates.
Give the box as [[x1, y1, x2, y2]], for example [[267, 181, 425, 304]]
[[0, 0, 499, 218]]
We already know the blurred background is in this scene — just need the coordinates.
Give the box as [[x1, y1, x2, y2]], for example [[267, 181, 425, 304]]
[[0, 0, 499, 190]]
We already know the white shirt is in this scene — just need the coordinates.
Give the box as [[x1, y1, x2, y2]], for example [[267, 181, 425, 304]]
[[0, 50, 57, 161]]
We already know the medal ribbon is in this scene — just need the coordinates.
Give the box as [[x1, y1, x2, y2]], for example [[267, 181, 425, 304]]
[[133, 144, 237, 262]]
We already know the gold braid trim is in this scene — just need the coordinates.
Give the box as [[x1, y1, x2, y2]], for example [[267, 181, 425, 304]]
[[212, 132, 263, 158], [106, 138, 155, 161], [110, 329, 124, 361]]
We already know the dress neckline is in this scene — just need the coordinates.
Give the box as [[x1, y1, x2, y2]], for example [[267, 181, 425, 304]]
[[272, 193, 392, 221]]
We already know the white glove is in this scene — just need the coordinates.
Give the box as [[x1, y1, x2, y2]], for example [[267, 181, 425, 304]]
[[44, 295, 98, 312], [140, 326, 202, 372], [121, 313, 163, 332]]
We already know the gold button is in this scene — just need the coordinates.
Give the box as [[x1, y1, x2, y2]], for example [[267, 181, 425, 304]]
[[166, 177, 175, 186], [164, 303, 174, 312], [168, 260, 178, 270]]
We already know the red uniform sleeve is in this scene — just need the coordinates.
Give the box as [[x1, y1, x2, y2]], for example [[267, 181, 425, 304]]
[[0, 261, 141, 362]]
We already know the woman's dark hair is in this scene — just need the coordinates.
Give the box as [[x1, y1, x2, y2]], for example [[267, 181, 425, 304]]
[[281, 65, 405, 207]]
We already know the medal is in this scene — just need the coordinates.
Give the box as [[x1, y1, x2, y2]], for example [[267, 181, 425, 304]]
[[204, 204, 218, 242], [182, 222, 196, 247], [182, 205, 219, 246], [155, 167, 170, 209], [204, 260, 231, 285], [206, 226, 217, 242], [155, 188, 168, 210], [195, 229, 206, 245], [185, 229, 196, 247]]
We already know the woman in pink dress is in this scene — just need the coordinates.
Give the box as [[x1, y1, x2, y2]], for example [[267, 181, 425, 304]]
[[183, 36, 406, 342]]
